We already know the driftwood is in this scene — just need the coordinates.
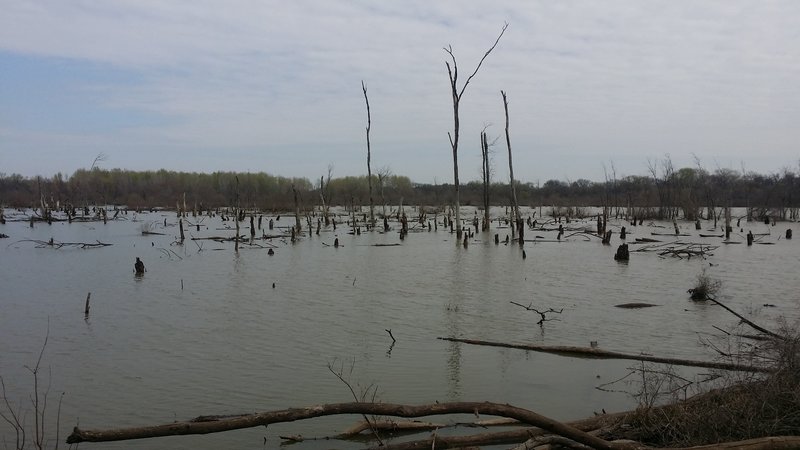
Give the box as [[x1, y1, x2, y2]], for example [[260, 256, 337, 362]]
[[630, 241, 717, 259], [369, 412, 627, 450], [14, 239, 112, 249], [66, 401, 616, 450], [436, 337, 769, 373]]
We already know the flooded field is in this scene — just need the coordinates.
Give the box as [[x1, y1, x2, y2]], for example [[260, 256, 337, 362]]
[[1, 207, 798, 449]]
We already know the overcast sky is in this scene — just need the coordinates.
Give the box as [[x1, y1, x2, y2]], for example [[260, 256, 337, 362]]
[[1, 1, 798, 184]]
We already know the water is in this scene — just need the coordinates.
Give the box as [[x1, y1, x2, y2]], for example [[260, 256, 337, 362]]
[[1, 207, 798, 449]]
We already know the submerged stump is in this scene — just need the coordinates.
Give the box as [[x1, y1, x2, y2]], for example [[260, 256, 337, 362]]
[[613, 243, 629, 261]]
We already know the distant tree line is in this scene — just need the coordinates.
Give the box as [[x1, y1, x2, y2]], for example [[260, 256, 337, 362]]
[[1, 160, 799, 221]]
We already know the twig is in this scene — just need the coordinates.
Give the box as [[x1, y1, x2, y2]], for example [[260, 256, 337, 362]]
[[327, 360, 384, 446], [509, 301, 563, 325]]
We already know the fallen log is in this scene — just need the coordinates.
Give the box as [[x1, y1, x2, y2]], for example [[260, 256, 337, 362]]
[[371, 412, 627, 450], [436, 337, 769, 373], [66, 401, 616, 450]]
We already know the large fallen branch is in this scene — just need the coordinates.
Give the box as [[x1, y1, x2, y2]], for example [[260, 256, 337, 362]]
[[66, 401, 616, 449], [371, 411, 628, 450], [707, 297, 784, 340], [437, 337, 769, 373]]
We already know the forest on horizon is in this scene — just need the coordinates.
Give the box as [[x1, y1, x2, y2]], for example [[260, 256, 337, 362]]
[[1, 156, 799, 222]]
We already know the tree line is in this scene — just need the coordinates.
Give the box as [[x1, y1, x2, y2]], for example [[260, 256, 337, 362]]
[[1, 159, 798, 221]]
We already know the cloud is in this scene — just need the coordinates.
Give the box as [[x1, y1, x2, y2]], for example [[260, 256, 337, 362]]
[[1, 0, 799, 181]]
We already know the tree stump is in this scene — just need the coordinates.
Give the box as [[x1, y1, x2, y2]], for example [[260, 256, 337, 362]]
[[613, 244, 629, 261], [787, 229, 793, 240]]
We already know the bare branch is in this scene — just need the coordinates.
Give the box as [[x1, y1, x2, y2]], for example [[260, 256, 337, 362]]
[[458, 22, 509, 98]]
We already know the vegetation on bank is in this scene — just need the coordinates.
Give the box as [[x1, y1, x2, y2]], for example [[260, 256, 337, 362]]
[[1, 157, 799, 222]]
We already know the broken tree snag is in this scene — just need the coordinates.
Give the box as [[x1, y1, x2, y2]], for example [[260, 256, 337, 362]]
[[436, 337, 769, 373], [66, 401, 615, 450], [362, 80, 376, 229], [502, 90, 521, 234], [292, 183, 302, 234], [614, 243, 629, 261]]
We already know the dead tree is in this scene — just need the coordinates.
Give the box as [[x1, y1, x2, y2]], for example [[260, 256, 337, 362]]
[[292, 183, 302, 237], [502, 90, 522, 242], [234, 176, 240, 253], [377, 166, 391, 218], [444, 22, 508, 241], [480, 128, 491, 231], [362, 81, 376, 229]]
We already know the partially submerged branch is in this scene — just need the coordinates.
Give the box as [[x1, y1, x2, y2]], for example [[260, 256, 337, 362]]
[[437, 337, 769, 373], [510, 301, 563, 325]]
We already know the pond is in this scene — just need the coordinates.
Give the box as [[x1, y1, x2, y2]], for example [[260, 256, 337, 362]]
[[1, 206, 798, 449]]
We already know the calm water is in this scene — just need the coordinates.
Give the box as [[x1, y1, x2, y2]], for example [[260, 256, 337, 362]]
[[1, 207, 798, 449]]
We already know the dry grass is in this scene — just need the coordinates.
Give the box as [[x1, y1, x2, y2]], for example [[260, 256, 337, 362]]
[[614, 326, 800, 447]]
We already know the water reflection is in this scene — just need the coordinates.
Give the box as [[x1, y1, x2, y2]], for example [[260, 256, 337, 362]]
[[444, 243, 467, 400]]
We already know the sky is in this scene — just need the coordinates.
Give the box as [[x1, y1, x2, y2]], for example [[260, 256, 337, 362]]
[[1, 1, 799, 184]]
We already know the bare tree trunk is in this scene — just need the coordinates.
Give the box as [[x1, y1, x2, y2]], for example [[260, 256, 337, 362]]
[[502, 90, 521, 243], [319, 176, 328, 222], [234, 177, 240, 253], [292, 184, 302, 236], [481, 130, 491, 231], [362, 81, 376, 229], [444, 22, 508, 242]]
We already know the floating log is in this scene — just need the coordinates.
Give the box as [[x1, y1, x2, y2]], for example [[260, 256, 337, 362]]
[[436, 337, 768, 372]]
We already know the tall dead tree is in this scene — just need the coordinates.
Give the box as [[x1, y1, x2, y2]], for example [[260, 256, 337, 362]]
[[234, 176, 240, 253], [445, 23, 508, 241], [362, 81, 376, 229], [480, 128, 491, 231], [501, 90, 521, 240]]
